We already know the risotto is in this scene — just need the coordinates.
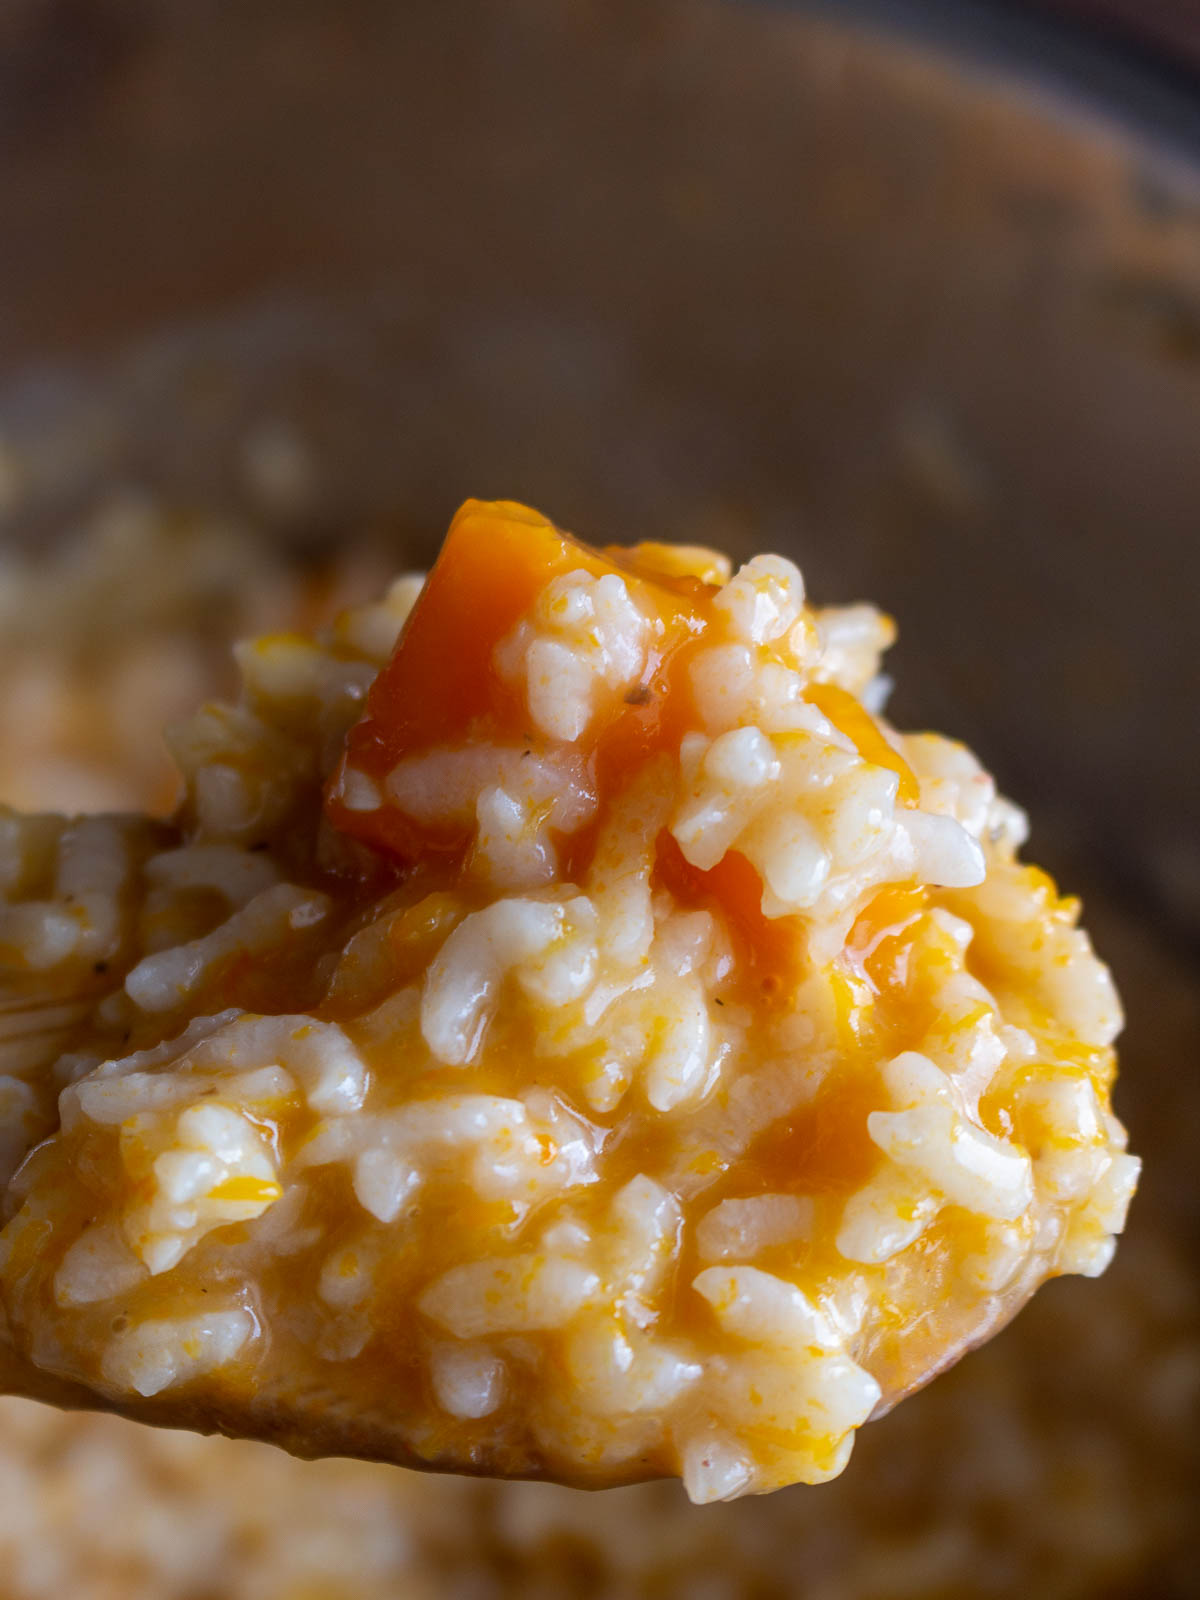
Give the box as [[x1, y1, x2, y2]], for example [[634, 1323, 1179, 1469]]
[[0, 500, 1136, 1501]]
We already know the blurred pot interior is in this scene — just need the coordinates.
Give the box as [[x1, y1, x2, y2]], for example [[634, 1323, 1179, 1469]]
[[0, 0, 1198, 1589]]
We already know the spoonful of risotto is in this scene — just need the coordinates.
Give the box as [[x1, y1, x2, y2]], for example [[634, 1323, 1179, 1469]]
[[0, 500, 1137, 1499]]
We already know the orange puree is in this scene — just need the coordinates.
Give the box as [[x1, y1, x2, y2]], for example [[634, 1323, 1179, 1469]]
[[329, 500, 917, 972], [0, 497, 1133, 1506], [804, 684, 920, 807], [328, 501, 717, 862]]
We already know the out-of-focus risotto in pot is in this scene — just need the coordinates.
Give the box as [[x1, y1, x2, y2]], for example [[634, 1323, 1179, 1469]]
[[0, 500, 1136, 1501]]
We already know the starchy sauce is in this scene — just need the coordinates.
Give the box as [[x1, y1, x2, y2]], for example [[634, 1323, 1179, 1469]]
[[0, 501, 1136, 1501]]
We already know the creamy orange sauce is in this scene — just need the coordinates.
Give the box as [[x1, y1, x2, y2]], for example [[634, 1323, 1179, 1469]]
[[804, 685, 920, 807], [330, 503, 713, 862], [329, 501, 920, 1000], [0, 500, 1133, 1500]]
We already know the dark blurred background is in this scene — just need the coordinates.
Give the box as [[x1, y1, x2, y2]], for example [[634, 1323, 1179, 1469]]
[[0, 2, 1197, 1596], [1031, 2, 1200, 73]]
